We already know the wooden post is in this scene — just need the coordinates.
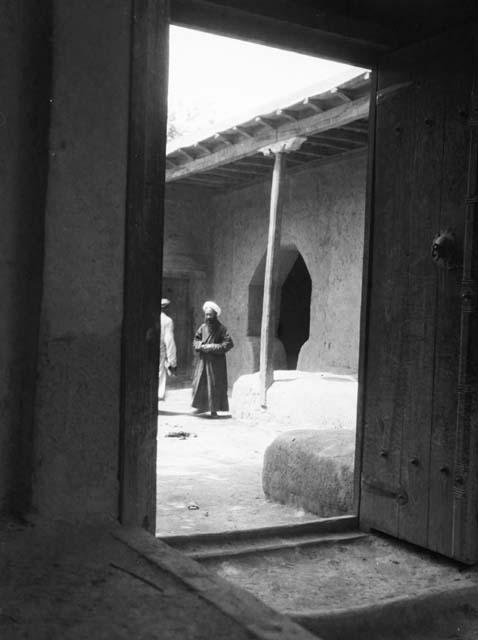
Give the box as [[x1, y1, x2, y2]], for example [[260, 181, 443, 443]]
[[119, 0, 169, 532], [259, 137, 306, 407], [259, 151, 285, 407]]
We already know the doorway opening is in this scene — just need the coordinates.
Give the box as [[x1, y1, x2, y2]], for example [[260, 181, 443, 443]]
[[156, 24, 369, 538], [162, 276, 193, 381]]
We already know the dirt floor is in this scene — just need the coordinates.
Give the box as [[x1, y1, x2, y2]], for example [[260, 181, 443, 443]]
[[201, 534, 478, 640], [202, 534, 478, 613], [156, 386, 324, 536]]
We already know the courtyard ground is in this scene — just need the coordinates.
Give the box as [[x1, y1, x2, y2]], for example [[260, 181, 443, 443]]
[[156, 387, 321, 536], [156, 372, 358, 537]]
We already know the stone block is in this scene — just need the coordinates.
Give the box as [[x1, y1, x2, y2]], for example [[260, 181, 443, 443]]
[[262, 429, 355, 517]]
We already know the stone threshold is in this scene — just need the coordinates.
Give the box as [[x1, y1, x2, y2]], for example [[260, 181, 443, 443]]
[[158, 516, 362, 561]]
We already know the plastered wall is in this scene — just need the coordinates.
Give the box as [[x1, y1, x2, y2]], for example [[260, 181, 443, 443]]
[[31, 0, 131, 523], [208, 152, 366, 384]]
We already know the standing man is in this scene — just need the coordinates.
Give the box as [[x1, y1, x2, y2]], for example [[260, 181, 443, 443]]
[[192, 301, 233, 418], [159, 298, 177, 402]]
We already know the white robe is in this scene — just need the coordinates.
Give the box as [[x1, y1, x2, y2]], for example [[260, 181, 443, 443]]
[[159, 312, 177, 400]]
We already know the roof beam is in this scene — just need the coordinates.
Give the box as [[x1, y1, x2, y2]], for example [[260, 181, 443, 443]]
[[166, 95, 370, 183]]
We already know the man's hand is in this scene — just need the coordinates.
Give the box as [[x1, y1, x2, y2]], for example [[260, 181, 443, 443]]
[[167, 365, 177, 376]]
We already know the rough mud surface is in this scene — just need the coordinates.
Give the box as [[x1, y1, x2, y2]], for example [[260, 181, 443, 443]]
[[203, 535, 478, 615]]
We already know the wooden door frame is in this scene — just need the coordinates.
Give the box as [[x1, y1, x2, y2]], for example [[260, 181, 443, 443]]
[[119, 0, 378, 531]]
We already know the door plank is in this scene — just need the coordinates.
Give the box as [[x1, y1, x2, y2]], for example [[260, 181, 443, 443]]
[[359, 28, 478, 562], [397, 64, 445, 546], [451, 35, 478, 561], [360, 67, 414, 535], [427, 50, 471, 555]]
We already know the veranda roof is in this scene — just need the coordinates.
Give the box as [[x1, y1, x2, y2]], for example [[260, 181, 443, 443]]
[[166, 71, 370, 191]]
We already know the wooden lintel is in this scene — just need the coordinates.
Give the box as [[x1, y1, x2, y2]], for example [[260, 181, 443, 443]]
[[166, 95, 370, 182], [170, 0, 396, 68]]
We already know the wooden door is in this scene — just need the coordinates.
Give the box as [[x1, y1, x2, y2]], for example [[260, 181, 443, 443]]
[[162, 276, 193, 377], [359, 27, 478, 563]]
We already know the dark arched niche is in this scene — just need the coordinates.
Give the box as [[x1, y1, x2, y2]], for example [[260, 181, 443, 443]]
[[247, 245, 311, 369]]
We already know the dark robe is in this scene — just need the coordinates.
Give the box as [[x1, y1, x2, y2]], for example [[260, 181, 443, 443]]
[[191, 320, 234, 412]]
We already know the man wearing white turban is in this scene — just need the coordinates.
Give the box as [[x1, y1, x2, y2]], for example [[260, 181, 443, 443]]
[[192, 301, 233, 417], [158, 298, 177, 401]]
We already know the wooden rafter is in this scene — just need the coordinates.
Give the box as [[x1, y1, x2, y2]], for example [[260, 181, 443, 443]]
[[166, 95, 370, 182], [233, 125, 254, 139], [308, 140, 352, 151], [209, 165, 261, 176], [236, 160, 272, 169], [173, 148, 194, 161], [214, 132, 232, 146], [315, 133, 367, 145], [275, 109, 298, 122], [302, 97, 323, 113], [194, 142, 210, 154], [331, 88, 352, 103], [255, 116, 276, 131]]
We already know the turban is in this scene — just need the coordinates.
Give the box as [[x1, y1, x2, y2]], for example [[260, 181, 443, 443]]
[[203, 300, 221, 317]]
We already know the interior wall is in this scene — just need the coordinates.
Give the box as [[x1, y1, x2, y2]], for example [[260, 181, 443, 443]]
[[0, 0, 51, 514], [31, 0, 131, 523], [209, 152, 366, 385]]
